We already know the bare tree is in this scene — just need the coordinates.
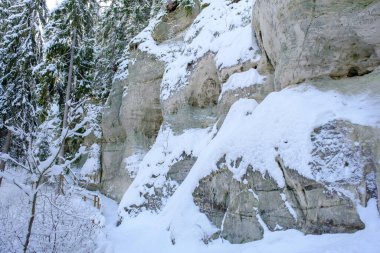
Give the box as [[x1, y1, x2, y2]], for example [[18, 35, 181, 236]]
[[58, 28, 77, 165], [0, 99, 96, 253]]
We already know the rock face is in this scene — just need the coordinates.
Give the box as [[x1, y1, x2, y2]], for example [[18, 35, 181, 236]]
[[167, 154, 197, 184], [101, 2, 209, 200], [277, 158, 365, 234], [194, 165, 364, 244], [253, 0, 380, 89], [162, 54, 221, 134], [101, 50, 164, 200], [193, 117, 380, 243], [193, 168, 265, 243], [101, 0, 380, 245], [310, 120, 380, 205], [101, 78, 130, 201], [152, 1, 201, 43]]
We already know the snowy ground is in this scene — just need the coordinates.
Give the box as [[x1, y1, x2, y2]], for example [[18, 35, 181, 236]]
[[97, 198, 380, 253], [0, 181, 102, 253]]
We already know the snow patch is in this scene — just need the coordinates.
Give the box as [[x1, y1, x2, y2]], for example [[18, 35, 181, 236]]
[[219, 68, 265, 100], [280, 193, 298, 221], [123, 152, 146, 178]]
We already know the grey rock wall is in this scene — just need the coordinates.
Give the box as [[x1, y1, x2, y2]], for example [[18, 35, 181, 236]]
[[152, 0, 201, 43], [193, 108, 380, 243], [252, 0, 380, 89], [101, 0, 380, 244], [101, 50, 164, 200], [162, 54, 221, 134]]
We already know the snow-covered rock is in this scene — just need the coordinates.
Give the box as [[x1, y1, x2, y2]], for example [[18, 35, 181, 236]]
[[101, 0, 260, 201], [100, 0, 380, 247]]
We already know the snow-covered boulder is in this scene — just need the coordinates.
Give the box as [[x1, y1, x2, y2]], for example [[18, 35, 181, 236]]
[[193, 164, 364, 244], [190, 74, 380, 243]]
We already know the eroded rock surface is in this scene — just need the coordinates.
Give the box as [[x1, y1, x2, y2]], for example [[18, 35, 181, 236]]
[[193, 113, 380, 243], [167, 154, 197, 184], [162, 54, 221, 134], [310, 120, 380, 205], [152, 1, 201, 43], [194, 156, 365, 243], [101, 49, 164, 200], [193, 168, 264, 243], [253, 0, 380, 88], [101, 0, 380, 244]]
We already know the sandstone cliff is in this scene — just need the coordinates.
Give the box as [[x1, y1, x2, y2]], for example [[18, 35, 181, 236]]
[[100, 0, 380, 245]]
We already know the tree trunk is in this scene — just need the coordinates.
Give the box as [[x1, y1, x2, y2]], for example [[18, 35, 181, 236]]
[[57, 28, 76, 195], [23, 185, 38, 253], [0, 130, 12, 187], [59, 28, 76, 162]]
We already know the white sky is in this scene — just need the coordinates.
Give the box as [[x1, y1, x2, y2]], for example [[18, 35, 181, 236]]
[[46, 0, 63, 10], [46, 0, 110, 10]]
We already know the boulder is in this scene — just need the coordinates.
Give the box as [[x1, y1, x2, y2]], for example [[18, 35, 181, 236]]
[[310, 120, 380, 206], [194, 158, 364, 244]]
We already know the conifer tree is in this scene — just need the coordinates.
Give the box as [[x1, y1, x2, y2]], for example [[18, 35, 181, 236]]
[[0, 0, 47, 185], [0, 0, 12, 44], [36, 0, 99, 164], [95, 0, 155, 95]]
